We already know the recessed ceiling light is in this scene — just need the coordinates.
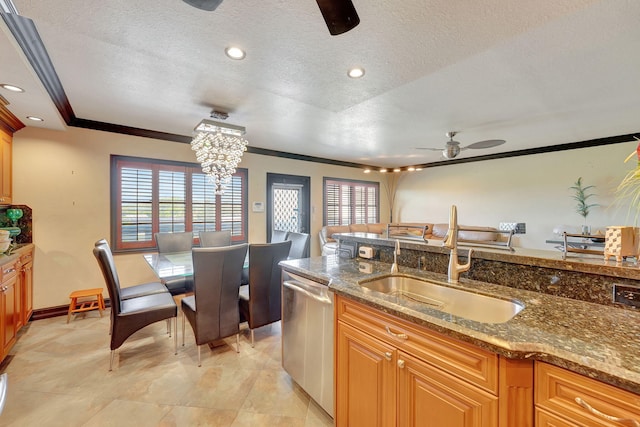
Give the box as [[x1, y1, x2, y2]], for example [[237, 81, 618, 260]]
[[379, 168, 387, 173], [225, 46, 245, 60], [393, 168, 401, 172], [407, 167, 416, 172], [363, 169, 371, 173], [347, 67, 365, 78], [26, 116, 44, 122], [1, 84, 24, 93]]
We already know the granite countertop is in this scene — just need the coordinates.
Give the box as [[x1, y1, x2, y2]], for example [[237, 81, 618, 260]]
[[333, 232, 640, 280], [280, 255, 640, 395], [0, 243, 34, 266]]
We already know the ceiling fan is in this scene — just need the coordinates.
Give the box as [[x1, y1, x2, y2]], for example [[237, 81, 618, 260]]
[[181, 0, 359, 35], [416, 131, 506, 160]]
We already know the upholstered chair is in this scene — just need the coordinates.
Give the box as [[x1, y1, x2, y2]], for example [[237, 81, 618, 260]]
[[181, 244, 248, 366], [94, 239, 168, 299], [270, 229, 288, 243], [154, 232, 194, 295], [93, 240, 177, 370], [198, 230, 232, 247], [285, 231, 310, 259], [238, 240, 292, 347]]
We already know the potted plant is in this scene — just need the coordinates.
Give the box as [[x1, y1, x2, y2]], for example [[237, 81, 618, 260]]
[[616, 137, 640, 222], [570, 177, 598, 235]]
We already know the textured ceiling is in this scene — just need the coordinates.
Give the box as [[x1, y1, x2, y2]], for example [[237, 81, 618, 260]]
[[1, 0, 639, 168]]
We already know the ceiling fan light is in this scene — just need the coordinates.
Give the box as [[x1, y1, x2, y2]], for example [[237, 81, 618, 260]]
[[182, 0, 223, 11], [315, 0, 360, 36]]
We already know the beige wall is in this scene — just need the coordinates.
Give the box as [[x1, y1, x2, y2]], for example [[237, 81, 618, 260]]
[[395, 141, 637, 249], [12, 126, 387, 309]]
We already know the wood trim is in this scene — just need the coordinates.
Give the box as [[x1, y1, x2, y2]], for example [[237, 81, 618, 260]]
[[1, 12, 75, 124], [416, 132, 640, 169], [31, 298, 112, 321], [0, 95, 24, 133], [6, 7, 639, 171], [498, 357, 534, 427]]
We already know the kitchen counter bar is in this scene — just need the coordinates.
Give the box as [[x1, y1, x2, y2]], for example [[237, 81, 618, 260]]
[[280, 255, 640, 396], [333, 232, 640, 280]]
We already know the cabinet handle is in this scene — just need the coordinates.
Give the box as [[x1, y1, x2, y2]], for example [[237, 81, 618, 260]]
[[575, 397, 640, 427], [384, 352, 392, 361], [385, 326, 408, 340], [397, 359, 405, 368], [4, 268, 15, 274]]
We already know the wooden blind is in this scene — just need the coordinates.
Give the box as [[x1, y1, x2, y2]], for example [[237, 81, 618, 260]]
[[112, 156, 247, 252], [323, 178, 379, 226]]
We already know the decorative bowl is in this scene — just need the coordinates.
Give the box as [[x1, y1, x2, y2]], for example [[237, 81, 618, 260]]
[[0, 240, 11, 252]]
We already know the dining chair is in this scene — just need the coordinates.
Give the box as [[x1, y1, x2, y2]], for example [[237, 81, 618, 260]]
[[0, 373, 7, 415], [238, 240, 292, 347], [154, 232, 194, 295], [286, 231, 310, 259], [199, 230, 232, 247], [270, 230, 288, 243], [94, 239, 168, 299], [93, 240, 178, 371], [181, 244, 248, 366]]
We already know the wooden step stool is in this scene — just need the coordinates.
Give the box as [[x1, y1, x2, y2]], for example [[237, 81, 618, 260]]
[[67, 288, 105, 323]]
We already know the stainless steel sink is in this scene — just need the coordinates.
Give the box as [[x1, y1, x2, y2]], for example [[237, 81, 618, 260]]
[[358, 275, 524, 324]]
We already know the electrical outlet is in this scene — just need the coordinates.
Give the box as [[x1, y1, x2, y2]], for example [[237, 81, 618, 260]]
[[499, 222, 526, 234], [613, 284, 640, 308]]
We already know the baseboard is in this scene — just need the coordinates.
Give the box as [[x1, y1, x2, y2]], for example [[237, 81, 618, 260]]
[[31, 299, 112, 321]]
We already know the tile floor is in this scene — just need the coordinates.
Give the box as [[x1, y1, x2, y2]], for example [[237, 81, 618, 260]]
[[0, 310, 335, 426]]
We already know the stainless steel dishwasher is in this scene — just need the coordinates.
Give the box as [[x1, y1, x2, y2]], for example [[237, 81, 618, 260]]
[[281, 271, 334, 418]]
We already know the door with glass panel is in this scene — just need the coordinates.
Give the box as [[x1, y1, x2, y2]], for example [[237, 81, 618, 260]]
[[266, 173, 310, 243]]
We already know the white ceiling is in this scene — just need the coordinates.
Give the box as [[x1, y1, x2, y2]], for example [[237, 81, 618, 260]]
[[1, 0, 639, 168]]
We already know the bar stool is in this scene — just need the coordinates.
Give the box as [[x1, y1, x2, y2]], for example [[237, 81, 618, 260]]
[[67, 288, 105, 323]]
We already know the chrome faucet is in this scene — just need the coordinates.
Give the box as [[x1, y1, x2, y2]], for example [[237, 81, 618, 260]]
[[390, 239, 400, 273], [443, 205, 473, 283]]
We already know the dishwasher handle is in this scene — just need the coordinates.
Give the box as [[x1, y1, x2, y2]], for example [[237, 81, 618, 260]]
[[283, 280, 333, 305]]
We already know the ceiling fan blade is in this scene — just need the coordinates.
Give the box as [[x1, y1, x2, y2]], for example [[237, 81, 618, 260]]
[[316, 0, 360, 35], [463, 139, 506, 150], [182, 0, 223, 11], [415, 147, 444, 151]]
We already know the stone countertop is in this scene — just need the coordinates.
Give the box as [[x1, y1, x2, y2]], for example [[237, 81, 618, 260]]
[[0, 243, 34, 267], [280, 255, 640, 395], [333, 232, 640, 280]]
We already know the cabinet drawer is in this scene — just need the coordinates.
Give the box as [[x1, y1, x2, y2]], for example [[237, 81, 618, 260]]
[[336, 295, 498, 394], [535, 361, 640, 427], [1, 261, 18, 282], [20, 251, 33, 264], [536, 408, 579, 427]]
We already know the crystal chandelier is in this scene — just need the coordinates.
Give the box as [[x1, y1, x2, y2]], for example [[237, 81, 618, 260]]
[[190, 119, 248, 194]]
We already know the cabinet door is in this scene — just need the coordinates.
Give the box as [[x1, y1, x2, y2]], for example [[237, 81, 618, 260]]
[[336, 321, 397, 427], [22, 260, 33, 323], [0, 130, 11, 204], [1, 275, 17, 358], [14, 261, 23, 330], [398, 351, 498, 427]]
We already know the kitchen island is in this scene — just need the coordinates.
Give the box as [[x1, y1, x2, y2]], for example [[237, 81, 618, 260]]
[[280, 252, 640, 426]]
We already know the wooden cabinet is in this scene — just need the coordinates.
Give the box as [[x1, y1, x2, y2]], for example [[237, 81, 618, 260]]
[[335, 295, 532, 427], [20, 249, 33, 324], [0, 260, 19, 358], [0, 128, 12, 205], [535, 361, 640, 427]]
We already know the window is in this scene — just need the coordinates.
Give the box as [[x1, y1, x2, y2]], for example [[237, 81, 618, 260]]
[[111, 156, 247, 252], [323, 177, 379, 225]]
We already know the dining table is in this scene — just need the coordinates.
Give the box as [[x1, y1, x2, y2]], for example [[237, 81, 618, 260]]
[[143, 250, 250, 283]]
